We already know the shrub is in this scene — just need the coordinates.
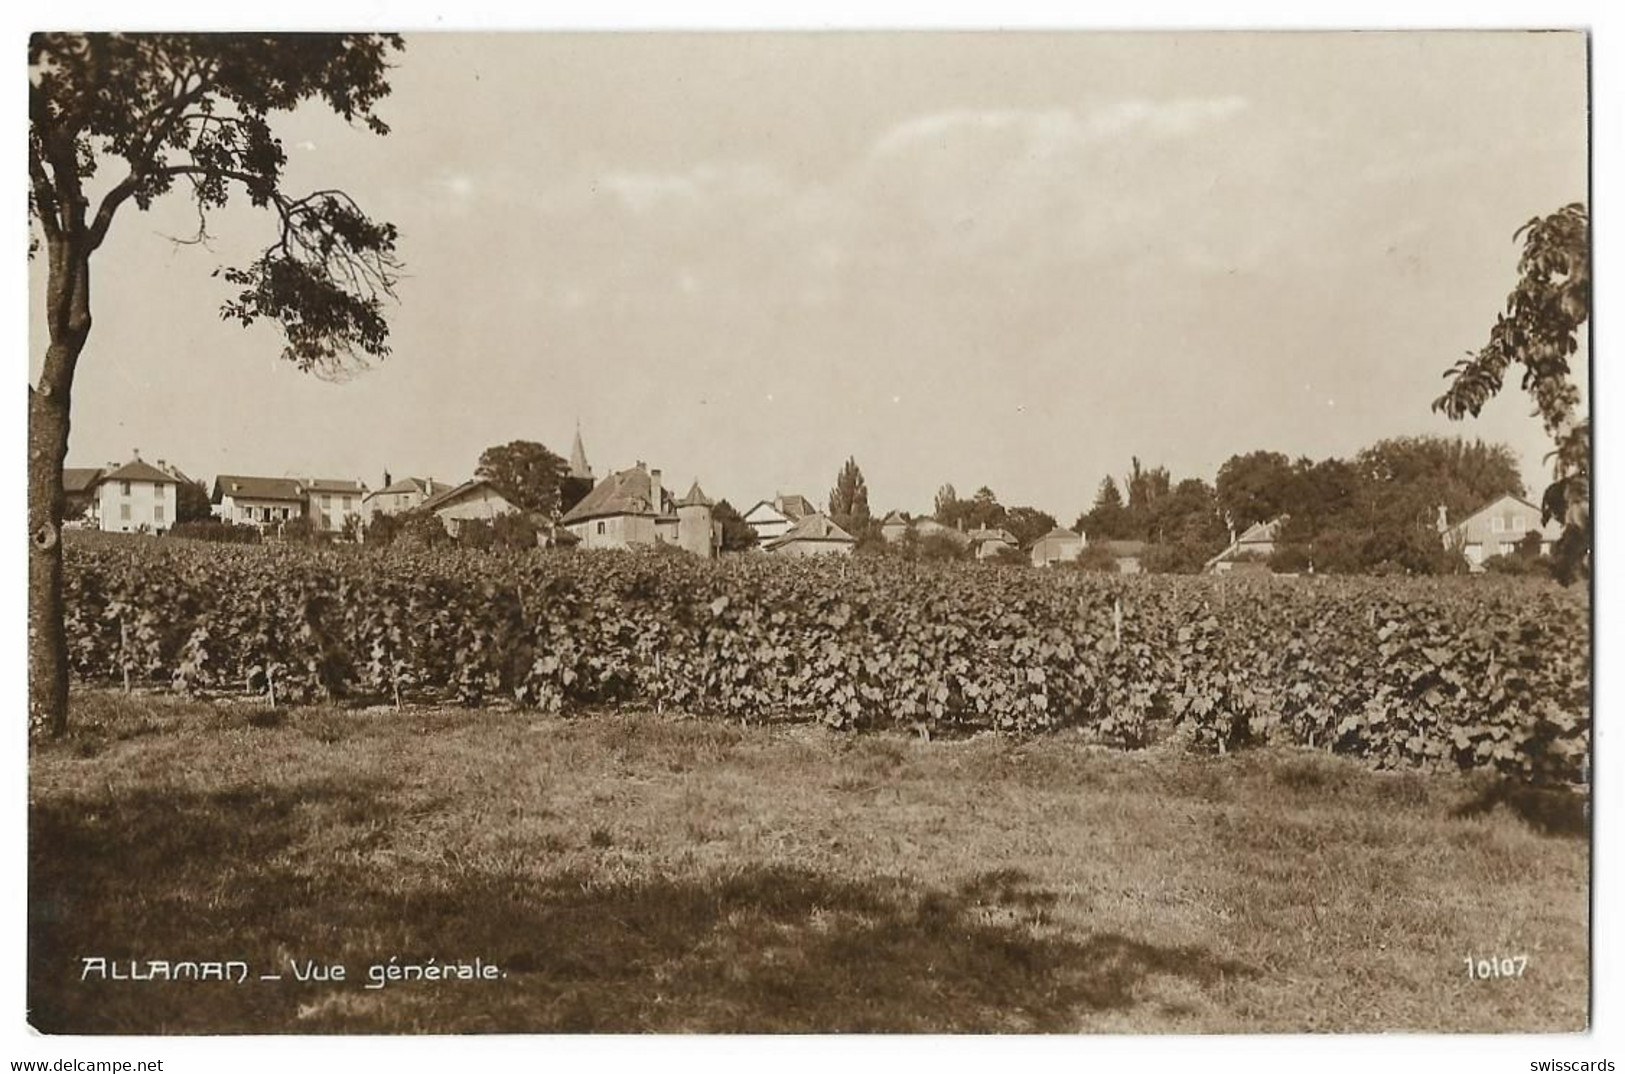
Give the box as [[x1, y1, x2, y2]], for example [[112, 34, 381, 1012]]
[[276, 516, 329, 545], [168, 519, 261, 545], [1068, 544, 1119, 573], [917, 532, 968, 562], [1269, 544, 1312, 574], [492, 512, 541, 551], [1140, 540, 1211, 574], [365, 512, 402, 546]]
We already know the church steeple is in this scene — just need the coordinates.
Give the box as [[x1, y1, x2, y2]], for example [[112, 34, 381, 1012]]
[[569, 422, 593, 481]]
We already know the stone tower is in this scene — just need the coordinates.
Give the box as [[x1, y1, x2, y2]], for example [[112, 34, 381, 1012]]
[[675, 480, 717, 558], [569, 423, 593, 481]]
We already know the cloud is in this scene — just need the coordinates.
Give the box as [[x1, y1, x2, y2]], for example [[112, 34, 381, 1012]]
[[868, 96, 1250, 159]]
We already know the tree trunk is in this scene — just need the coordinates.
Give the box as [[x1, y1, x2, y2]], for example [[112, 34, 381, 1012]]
[[31, 229, 91, 737], [29, 371, 73, 737]]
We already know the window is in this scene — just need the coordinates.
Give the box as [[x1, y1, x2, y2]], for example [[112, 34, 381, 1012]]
[[121, 481, 131, 496], [1512, 516, 1526, 533], [322, 494, 332, 508], [240, 506, 252, 520], [120, 504, 131, 521], [154, 505, 165, 524], [280, 507, 290, 520], [1492, 517, 1505, 533], [597, 521, 606, 536]]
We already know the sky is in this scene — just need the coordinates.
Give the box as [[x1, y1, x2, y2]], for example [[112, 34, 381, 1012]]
[[29, 31, 1589, 520]]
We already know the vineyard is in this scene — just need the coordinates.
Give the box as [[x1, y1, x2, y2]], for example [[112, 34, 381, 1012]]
[[59, 533, 1591, 784]]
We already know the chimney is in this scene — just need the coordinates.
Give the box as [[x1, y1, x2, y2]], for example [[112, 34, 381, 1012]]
[[650, 468, 663, 515], [132, 447, 141, 460], [1436, 504, 1449, 533], [383, 470, 392, 489]]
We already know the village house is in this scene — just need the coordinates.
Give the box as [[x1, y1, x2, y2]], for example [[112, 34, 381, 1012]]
[[213, 475, 305, 527], [304, 479, 367, 532], [93, 455, 184, 534], [764, 513, 856, 556], [742, 493, 818, 546], [211, 474, 368, 532], [362, 474, 453, 522], [1441, 494, 1564, 570], [967, 525, 1019, 560], [561, 462, 720, 557], [880, 510, 910, 543], [1205, 517, 1286, 573], [420, 478, 520, 537], [1030, 526, 1085, 567], [62, 467, 106, 525]]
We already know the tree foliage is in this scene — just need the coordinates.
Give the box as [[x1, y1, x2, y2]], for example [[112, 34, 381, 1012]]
[[28, 32, 404, 735], [1215, 451, 1294, 533], [827, 457, 872, 536], [175, 478, 213, 523], [1434, 203, 1590, 584], [712, 499, 758, 553], [476, 440, 566, 516], [30, 33, 404, 373]]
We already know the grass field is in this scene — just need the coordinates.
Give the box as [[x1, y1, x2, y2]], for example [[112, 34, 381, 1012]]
[[28, 689, 1589, 1034]]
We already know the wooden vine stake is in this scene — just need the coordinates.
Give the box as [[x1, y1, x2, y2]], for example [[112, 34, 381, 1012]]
[[1113, 598, 1123, 646], [119, 618, 131, 693]]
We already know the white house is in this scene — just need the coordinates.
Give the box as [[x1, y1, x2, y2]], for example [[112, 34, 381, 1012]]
[[303, 478, 367, 532], [420, 478, 519, 537], [96, 457, 182, 534], [742, 493, 817, 547], [212, 475, 306, 527], [1442, 494, 1564, 570]]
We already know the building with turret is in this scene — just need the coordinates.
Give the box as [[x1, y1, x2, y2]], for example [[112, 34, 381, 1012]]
[[559, 461, 719, 557]]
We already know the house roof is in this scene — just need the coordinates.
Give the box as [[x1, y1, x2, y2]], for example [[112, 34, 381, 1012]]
[[304, 478, 366, 495], [968, 527, 1018, 546], [1036, 527, 1082, 543], [561, 465, 671, 524], [743, 500, 789, 524], [912, 518, 972, 545], [765, 513, 855, 548], [881, 510, 909, 526], [1451, 494, 1561, 537], [212, 475, 305, 503], [365, 476, 447, 501], [420, 479, 510, 514], [676, 481, 714, 508], [1237, 517, 1284, 544], [102, 459, 182, 486], [63, 467, 103, 494], [776, 494, 816, 520]]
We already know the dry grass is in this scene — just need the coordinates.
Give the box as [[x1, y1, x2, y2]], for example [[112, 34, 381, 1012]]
[[28, 690, 1588, 1034]]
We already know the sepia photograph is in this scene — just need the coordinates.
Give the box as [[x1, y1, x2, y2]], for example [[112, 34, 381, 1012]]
[[19, 18, 1600, 1059]]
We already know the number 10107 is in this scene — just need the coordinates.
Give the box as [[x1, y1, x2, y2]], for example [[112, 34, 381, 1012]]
[[1464, 955, 1528, 979]]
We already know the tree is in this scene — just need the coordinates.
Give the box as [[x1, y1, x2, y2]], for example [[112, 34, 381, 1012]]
[[1003, 506, 1057, 548], [1215, 451, 1294, 533], [827, 456, 872, 535], [175, 477, 213, 523], [1435, 203, 1590, 584], [476, 440, 566, 516], [965, 486, 1006, 530], [1076, 475, 1128, 539], [933, 483, 958, 522], [558, 474, 595, 516], [712, 499, 758, 553], [1354, 436, 1523, 537], [28, 33, 403, 734]]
